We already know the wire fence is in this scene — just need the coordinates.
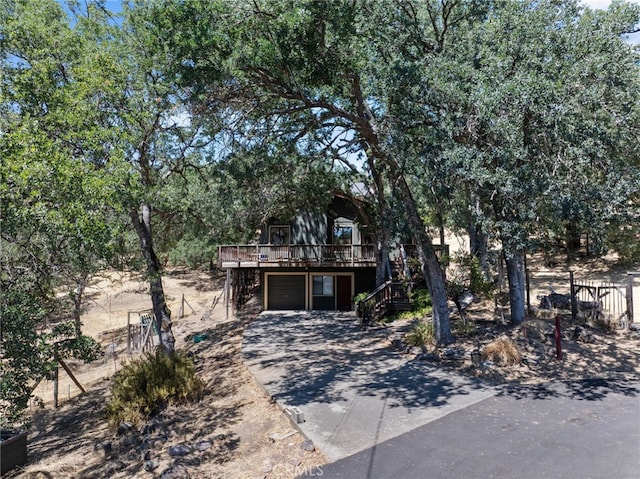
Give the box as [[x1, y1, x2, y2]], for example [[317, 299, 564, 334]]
[[30, 332, 134, 409]]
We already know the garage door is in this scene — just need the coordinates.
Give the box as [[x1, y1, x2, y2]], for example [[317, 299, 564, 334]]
[[267, 275, 306, 310]]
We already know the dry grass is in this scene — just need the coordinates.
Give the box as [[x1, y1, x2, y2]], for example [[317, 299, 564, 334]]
[[482, 336, 522, 366], [11, 271, 325, 479]]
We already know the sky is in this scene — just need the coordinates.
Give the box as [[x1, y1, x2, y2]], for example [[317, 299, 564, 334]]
[[582, 0, 640, 43], [96, 1, 640, 14], [583, 0, 639, 8]]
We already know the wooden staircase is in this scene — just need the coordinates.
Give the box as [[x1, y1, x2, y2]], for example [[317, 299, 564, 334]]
[[356, 280, 413, 324]]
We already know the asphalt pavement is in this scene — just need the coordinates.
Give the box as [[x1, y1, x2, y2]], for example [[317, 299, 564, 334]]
[[321, 379, 640, 479], [242, 311, 640, 479]]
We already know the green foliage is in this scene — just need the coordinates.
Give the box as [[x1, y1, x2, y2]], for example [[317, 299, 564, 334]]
[[607, 222, 640, 263], [167, 235, 218, 269], [0, 286, 102, 429], [404, 320, 434, 348], [450, 253, 496, 297], [384, 287, 432, 322], [106, 350, 204, 427], [453, 320, 478, 338], [410, 288, 432, 312]]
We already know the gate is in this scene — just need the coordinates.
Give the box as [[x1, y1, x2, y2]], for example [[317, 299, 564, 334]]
[[628, 272, 640, 325], [572, 273, 640, 329]]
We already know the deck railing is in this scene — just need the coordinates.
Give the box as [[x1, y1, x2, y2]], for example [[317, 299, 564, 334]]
[[218, 244, 377, 266]]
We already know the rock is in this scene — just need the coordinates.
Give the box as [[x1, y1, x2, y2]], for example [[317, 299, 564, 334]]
[[300, 439, 315, 452], [160, 464, 190, 479], [144, 460, 159, 472], [538, 292, 571, 310], [141, 419, 161, 435], [417, 352, 439, 362], [410, 347, 422, 355], [104, 460, 126, 475], [117, 422, 134, 436], [442, 347, 465, 360], [121, 435, 138, 448], [94, 441, 112, 457], [572, 326, 593, 343], [139, 436, 153, 451], [194, 440, 212, 452], [168, 444, 192, 457]]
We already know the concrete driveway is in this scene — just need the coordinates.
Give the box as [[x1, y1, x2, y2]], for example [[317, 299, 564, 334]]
[[242, 311, 496, 462]]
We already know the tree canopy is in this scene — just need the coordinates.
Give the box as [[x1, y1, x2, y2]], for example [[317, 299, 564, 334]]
[[2, 0, 639, 426]]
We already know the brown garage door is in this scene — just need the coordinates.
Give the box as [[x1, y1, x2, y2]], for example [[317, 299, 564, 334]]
[[267, 275, 306, 310]]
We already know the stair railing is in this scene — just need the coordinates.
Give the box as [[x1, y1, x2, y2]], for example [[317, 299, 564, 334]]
[[356, 280, 412, 325]]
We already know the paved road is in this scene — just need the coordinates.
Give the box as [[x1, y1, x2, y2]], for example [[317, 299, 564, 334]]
[[318, 378, 640, 479]]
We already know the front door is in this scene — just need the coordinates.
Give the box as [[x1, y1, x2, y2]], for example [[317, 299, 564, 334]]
[[336, 275, 352, 311]]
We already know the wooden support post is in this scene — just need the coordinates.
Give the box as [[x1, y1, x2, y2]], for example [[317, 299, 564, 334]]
[[58, 358, 86, 394], [628, 273, 634, 327], [525, 253, 531, 314], [53, 365, 59, 409], [570, 271, 577, 322], [555, 315, 563, 360], [127, 311, 131, 353], [225, 269, 231, 320]]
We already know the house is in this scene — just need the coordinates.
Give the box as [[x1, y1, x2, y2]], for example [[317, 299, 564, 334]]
[[218, 194, 379, 311]]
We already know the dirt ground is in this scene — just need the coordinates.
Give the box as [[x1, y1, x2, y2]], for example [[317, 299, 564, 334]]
[[12, 270, 325, 479], [389, 252, 640, 385], [9, 252, 640, 478]]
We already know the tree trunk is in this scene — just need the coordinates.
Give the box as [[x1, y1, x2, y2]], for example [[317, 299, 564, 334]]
[[72, 275, 87, 337], [375, 220, 392, 285], [503, 247, 526, 325], [468, 193, 490, 280], [396, 177, 454, 345], [130, 204, 175, 353], [376, 240, 391, 286]]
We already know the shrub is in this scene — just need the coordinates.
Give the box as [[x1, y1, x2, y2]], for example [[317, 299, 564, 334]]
[[106, 350, 204, 427], [410, 288, 432, 311], [454, 320, 477, 337], [483, 337, 521, 366], [405, 320, 434, 348]]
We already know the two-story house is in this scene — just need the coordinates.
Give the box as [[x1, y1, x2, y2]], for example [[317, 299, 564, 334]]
[[218, 194, 378, 311]]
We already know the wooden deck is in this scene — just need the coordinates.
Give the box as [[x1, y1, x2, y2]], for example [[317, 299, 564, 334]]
[[218, 244, 377, 269]]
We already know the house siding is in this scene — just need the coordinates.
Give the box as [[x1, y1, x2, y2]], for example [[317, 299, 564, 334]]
[[261, 267, 376, 311]]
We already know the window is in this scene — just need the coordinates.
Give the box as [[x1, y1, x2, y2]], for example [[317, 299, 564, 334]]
[[269, 225, 290, 245], [334, 225, 353, 245], [313, 275, 334, 296]]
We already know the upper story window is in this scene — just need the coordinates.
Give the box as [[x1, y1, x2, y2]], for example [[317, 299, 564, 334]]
[[334, 218, 354, 245], [269, 225, 290, 245]]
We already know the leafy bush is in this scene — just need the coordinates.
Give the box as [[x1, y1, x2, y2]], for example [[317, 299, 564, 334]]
[[607, 224, 640, 263], [454, 320, 477, 337], [106, 350, 204, 427], [410, 288, 432, 311], [405, 320, 434, 347]]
